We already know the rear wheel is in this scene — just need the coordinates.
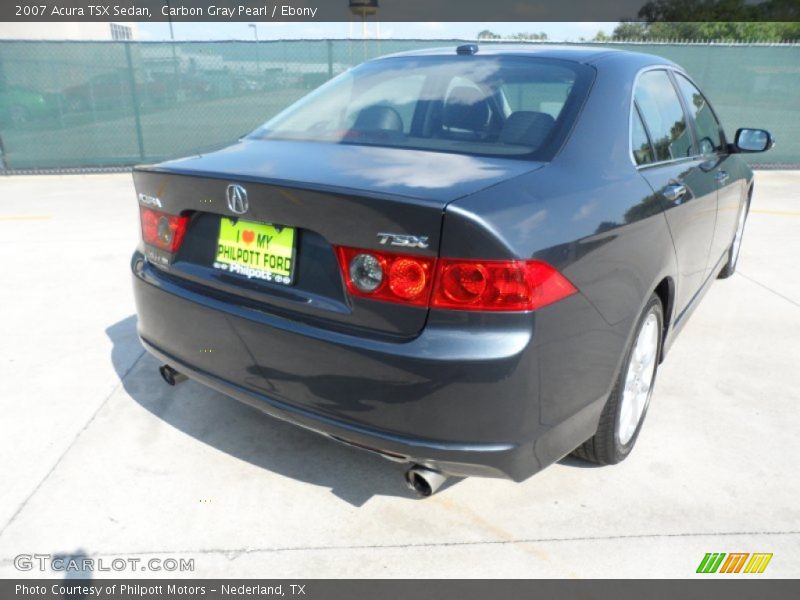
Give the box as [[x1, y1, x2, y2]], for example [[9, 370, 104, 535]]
[[718, 194, 750, 279], [573, 293, 663, 465]]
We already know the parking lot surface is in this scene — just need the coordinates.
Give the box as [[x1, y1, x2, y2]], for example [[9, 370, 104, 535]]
[[0, 172, 798, 578]]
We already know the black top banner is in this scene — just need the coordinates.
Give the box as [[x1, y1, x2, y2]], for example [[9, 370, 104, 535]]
[[4, 0, 800, 22]]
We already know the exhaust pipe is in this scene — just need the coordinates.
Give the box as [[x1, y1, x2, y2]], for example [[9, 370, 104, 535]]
[[158, 364, 186, 386], [405, 466, 448, 497]]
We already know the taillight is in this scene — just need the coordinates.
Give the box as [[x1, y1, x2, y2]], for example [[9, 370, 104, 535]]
[[335, 247, 435, 306], [335, 247, 576, 311], [140, 207, 189, 253], [431, 259, 577, 311]]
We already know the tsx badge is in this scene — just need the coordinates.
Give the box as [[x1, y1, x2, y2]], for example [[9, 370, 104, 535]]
[[377, 232, 430, 249]]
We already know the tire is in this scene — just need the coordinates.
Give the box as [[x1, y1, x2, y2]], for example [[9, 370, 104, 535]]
[[572, 293, 664, 465], [718, 192, 750, 279]]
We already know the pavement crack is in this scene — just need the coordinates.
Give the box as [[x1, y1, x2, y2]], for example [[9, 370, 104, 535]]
[[140, 528, 800, 556], [0, 348, 146, 541], [3, 530, 796, 562], [737, 271, 800, 309]]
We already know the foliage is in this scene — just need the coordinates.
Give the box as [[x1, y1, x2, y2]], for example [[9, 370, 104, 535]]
[[612, 21, 800, 41], [509, 32, 549, 41], [611, 0, 800, 41], [638, 0, 799, 22], [477, 30, 549, 41]]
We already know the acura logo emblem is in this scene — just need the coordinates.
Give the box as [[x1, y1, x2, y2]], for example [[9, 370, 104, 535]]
[[226, 184, 248, 215]]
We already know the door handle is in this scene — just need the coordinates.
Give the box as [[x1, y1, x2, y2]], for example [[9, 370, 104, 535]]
[[715, 170, 730, 184], [662, 184, 687, 203]]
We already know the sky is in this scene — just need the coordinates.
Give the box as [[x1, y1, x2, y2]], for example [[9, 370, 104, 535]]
[[137, 22, 617, 41]]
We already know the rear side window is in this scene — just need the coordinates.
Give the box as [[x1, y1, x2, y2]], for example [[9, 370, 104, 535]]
[[634, 70, 693, 162], [631, 107, 654, 165], [674, 73, 724, 155]]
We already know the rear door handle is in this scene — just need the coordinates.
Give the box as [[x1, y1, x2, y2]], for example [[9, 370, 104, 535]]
[[662, 184, 687, 203], [715, 170, 730, 184]]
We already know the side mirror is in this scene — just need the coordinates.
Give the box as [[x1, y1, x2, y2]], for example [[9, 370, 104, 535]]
[[734, 128, 774, 153]]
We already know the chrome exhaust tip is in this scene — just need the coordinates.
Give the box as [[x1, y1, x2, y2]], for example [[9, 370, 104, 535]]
[[405, 466, 448, 497], [158, 364, 186, 386]]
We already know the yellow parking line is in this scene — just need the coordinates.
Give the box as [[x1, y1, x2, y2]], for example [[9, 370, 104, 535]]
[[750, 209, 800, 217], [0, 215, 51, 221]]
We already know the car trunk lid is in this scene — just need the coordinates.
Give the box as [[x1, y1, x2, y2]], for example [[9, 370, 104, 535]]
[[133, 139, 543, 337]]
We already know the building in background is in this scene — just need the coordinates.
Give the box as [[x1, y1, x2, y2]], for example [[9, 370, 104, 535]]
[[0, 22, 139, 41]]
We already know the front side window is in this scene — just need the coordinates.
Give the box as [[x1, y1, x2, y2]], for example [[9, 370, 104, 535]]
[[634, 70, 693, 162], [674, 73, 724, 155], [249, 56, 594, 161]]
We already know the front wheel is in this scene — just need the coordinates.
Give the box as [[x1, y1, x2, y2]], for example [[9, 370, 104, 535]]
[[572, 293, 664, 465]]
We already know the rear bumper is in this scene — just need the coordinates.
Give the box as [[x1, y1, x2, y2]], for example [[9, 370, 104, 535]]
[[132, 251, 613, 480], [140, 336, 533, 479]]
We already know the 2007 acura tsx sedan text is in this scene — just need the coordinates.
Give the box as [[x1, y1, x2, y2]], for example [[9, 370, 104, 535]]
[[131, 45, 773, 496]]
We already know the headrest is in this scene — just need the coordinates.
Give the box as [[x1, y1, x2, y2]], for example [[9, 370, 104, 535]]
[[443, 86, 490, 133], [353, 105, 403, 132], [499, 111, 555, 149]]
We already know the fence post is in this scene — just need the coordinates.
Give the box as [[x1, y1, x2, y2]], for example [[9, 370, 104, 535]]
[[327, 39, 334, 79], [124, 42, 146, 161], [0, 133, 7, 170]]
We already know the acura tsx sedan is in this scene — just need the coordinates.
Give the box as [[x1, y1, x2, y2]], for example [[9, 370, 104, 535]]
[[131, 45, 773, 496]]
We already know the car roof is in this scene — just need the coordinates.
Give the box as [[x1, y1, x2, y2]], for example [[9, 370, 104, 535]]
[[377, 44, 674, 67]]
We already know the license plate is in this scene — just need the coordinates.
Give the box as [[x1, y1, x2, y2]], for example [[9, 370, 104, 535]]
[[213, 218, 296, 285]]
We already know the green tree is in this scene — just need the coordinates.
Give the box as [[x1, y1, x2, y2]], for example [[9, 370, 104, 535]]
[[476, 30, 549, 41], [614, 0, 800, 41], [615, 20, 800, 41], [510, 32, 549, 41], [638, 0, 800, 21], [477, 30, 501, 40], [612, 22, 649, 39]]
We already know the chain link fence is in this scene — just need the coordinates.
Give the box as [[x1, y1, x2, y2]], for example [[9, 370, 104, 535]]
[[0, 39, 797, 171]]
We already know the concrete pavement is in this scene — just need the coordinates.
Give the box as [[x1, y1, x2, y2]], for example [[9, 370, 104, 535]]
[[0, 172, 798, 578]]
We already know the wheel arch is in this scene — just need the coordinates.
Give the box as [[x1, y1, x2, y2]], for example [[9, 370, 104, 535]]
[[653, 276, 675, 363]]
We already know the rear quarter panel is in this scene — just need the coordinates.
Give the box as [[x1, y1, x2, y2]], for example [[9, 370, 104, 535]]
[[443, 52, 678, 427]]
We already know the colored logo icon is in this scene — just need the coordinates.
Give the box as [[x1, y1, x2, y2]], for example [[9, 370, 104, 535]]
[[697, 553, 773, 574]]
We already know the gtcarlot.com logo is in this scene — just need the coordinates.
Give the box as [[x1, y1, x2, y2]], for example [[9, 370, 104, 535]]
[[14, 553, 194, 573]]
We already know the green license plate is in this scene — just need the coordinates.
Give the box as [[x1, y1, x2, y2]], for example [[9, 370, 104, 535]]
[[214, 218, 296, 285]]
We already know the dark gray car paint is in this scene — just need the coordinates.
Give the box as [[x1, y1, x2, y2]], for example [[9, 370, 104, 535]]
[[131, 46, 754, 480]]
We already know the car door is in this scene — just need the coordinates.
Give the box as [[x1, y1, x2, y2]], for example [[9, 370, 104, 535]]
[[673, 72, 745, 273], [632, 68, 718, 316]]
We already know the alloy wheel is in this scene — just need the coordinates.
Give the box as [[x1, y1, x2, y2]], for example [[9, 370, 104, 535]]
[[617, 311, 659, 445]]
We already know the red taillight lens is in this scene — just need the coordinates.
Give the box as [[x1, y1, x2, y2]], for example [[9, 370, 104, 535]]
[[432, 259, 577, 311], [335, 247, 576, 311], [389, 258, 428, 299], [335, 247, 435, 306], [438, 262, 489, 304], [139, 207, 189, 253]]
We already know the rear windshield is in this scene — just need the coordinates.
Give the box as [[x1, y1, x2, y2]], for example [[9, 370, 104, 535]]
[[249, 55, 594, 161]]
